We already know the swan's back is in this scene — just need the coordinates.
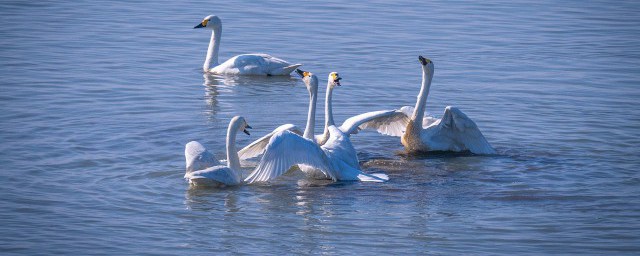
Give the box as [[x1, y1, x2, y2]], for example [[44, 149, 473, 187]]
[[211, 54, 301, 75], [322, 126, 359, 169], [186, 165, 241, 187], [323, 126, 389, 182]]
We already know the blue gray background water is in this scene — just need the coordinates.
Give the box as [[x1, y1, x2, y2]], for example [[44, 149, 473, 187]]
[[1, 0, 639, 254]]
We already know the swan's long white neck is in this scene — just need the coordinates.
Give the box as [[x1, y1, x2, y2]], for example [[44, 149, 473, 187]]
[[322, 81, 335, 140], [303, 85, 318, 140], [411, 64, 433, 125], [225, 119, 241, 173], [203, 26, 221, 71]]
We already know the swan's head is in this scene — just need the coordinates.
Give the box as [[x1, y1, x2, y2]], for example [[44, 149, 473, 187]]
[[296, 69, 319, 93], [328, 72, 342, 88], [418, 55, 434, 74], [194, 15, 222, 29], [231, 116, 252, 135]]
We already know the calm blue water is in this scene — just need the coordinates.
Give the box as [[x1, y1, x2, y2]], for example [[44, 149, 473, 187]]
[[1, 0, 640, 254]]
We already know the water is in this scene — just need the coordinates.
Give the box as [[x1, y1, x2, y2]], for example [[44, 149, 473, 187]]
[[1, 0, 639, 254]]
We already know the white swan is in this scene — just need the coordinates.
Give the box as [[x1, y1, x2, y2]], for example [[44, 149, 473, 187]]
[[237, 69, 321, 177], [237, 70, 313, 160], [184, 116, 252, 187], [242, 71, 389, 183], [193, 15, 302, 76], [342, 55, 496, 154]]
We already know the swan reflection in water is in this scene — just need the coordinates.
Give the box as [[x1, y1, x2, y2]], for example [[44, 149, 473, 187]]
[[184, 186, 240, 213], [202, 74, 221, 115], [204, 73, 298, 86], [202, 73, 298, 112]]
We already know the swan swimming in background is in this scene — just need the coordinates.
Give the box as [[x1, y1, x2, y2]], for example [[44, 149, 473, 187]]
[[342, 55, 496, 154], [184, 116, 252, 187], [242, 70, 388, 183], [193, 15, 302, 76]]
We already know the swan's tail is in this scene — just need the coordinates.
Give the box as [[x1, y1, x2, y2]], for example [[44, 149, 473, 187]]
[[282, 64, 303, 75], [357, 173, 389, 182]]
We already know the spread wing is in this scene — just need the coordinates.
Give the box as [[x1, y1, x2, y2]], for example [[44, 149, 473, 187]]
[[435, 106, 496, 154], [338, 106, 441, 138], [399, 106, 439, 128], [238, 124, 303, 160], [340, 109, 411, 137], [244, 130, 337, 183], [185, 141, 220, 173]]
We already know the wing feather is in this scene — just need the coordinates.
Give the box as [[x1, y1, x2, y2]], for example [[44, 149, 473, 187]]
[[186, 166, 240, 186], [399, 106, 439, 128], [340, 109, 411, 137], [185, 141, 220, 173], [244, 131, 336, 183], [238, 124, 303, 160], [439, 106, 496, 154]]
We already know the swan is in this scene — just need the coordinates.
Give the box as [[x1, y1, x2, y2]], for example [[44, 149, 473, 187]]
[[184, 116, 252, 187], [237, 69, 322, 178], [237, 70, 313, 161], [193, 15, 302, 76], [341, 55, 496, 154], [242, 71, 389, 183]]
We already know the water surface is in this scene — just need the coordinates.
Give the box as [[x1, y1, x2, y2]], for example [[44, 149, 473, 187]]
[[1, 0, 639, 254]]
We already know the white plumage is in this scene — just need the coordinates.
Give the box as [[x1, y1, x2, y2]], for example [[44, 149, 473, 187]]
[[243, 71, 388, 183], [341, 55, 496, 154], [244, 126, 388, 183], [238, 123, 303, 160], [185, 141, 220, 174], [194, 15, 301, 76], [183, 116, 252, 187]]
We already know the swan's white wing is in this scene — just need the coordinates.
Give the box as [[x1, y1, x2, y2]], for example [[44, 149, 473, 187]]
[[248, 53, 300, 75], [321, 127, 389, 182], [185, 141, 220, 173], [244, 131, 337, 183], [331, 158, 389, 182], [436, 106, 496, 154], [322, 126, 359, 168], [340, 109, 411, 137], [185, 165, 240, 186], [399, 106, 438, 128], [212, 54, 301, 76], [238, 124, 303, 160]]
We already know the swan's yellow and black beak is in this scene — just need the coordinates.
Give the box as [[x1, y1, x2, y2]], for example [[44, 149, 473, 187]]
[[194, 19, 208, 29], [243, 125, 252, 135], [331, 73, 342, 86], [295, 69, 309, 78], [418, 55, 431, 66]]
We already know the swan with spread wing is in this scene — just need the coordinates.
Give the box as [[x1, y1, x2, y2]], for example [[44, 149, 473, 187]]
[[241, 70, 388, 183], [341, 55, 496, 154]]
